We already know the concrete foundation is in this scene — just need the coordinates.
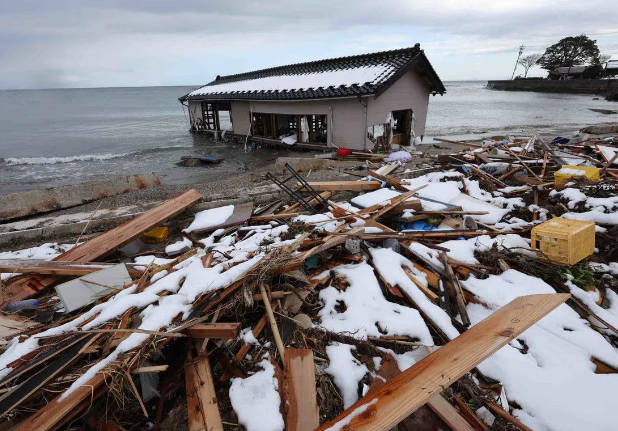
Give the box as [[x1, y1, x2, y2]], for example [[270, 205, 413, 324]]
[[0, 184, 282, 249], [486, 79, 618, 95], [0, 173, 161, 222], [275, 157, 363, 173]]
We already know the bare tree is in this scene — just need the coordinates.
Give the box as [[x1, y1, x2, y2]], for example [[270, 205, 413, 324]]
[[518, 53, 542, 77], [519, 54, 542, 78]]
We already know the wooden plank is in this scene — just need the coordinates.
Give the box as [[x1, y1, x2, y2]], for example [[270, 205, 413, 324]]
[[427, 394, 477, 431], [184, 322, 241, 339], [1, 189, 203, 309], [315, 293, 569, 431], [11, 372, 107, 431], [0, 260, 121, 276], [249, 213, 302, 222], [403, 268, 439, 303], [370, 354, 476, 431], [283, 349, 319, 431], [185, 348, 223, 431], [375, 163, 399, 176], [0, 335, 95, 419], [300, 181, 382, 191], [192, 202, 253, 234]]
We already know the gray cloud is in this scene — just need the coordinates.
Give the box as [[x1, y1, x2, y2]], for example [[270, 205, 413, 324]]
[[0, 0, 616, 88]]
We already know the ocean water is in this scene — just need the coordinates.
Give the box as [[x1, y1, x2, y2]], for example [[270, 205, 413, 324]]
[[1, 82, 616, 194]]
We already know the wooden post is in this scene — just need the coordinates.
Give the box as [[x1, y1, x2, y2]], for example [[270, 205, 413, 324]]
[[283, 349, 319, 431], [260, 284, 286, 362]]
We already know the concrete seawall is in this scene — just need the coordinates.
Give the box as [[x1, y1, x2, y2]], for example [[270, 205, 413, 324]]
[[487, 79, 618, 95], [0, 173, 161, 222]]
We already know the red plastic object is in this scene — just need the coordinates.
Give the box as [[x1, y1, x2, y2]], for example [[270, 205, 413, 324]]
[[337, 148, 352, 157]]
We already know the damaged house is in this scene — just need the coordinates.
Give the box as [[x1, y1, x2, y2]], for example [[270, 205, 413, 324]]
[[178, 45, 445, 151]]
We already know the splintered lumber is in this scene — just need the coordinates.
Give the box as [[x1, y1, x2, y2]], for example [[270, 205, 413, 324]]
[[440, 252, 471, 327], [185, 348, 224, 431], [300, 181, 382, 191], [367, 170, 408, 191], [316, 293, 569, 431], [12, 372, 107, 431], [249, 213, 302, 222], [192, 202, 253, 234], [260, 284, 286, 361], [0, 334, 95, 419], [369, 354, 476, 431], [1, 189, 203, 310], [184, 322, 241, 339], [283, 349, 319, 431], [0, 259, 143, 277], [427, 394, 477, 431]]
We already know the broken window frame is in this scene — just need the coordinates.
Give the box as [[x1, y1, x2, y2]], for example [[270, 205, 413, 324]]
[[252, 113, 328, 144]]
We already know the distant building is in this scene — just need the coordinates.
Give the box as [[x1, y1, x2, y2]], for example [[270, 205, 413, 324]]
[[606, 60, 618, 77], [548, 66, 587, 80], [178, 45, 445, 151]]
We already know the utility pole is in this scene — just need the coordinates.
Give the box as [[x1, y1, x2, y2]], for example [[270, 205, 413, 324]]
[[511, 45, 525, 80]]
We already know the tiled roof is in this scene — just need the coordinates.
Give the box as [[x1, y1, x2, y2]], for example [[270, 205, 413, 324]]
[[179, 45, 445, 102]]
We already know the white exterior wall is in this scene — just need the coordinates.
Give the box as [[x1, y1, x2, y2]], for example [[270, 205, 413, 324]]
[[188, 101, 203, 124], [231, 99, 366, 149], [366, 70, 432, 147]]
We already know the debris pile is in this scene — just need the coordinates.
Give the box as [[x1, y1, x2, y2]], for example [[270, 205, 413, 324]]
[[1, 131, 618, 431]]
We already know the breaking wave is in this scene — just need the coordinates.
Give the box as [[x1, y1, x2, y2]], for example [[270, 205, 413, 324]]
[[0, 144, 193, 167], [2, 152, 130, 166]]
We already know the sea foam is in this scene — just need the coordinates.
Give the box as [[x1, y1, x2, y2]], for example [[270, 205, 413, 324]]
[[3, 153, 129, 166]]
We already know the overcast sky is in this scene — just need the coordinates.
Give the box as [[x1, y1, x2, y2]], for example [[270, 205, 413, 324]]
[[1, 0, 617, 89]]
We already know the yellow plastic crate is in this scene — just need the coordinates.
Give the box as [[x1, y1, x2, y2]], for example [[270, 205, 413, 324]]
[[554, 165, 600, 187], [141, 226, 169, 244], [531, 218, 595, 265]]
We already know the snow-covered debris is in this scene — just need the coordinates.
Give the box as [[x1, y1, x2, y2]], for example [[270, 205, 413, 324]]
[[325, 343, 369, 408], [318, 262, 433, 343], [184, 205, 234, 233], [229, 360, 284, 431], [463, 270, 618, 431]]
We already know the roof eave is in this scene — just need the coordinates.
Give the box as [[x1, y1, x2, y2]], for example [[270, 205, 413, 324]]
[[181, 92, 377, 103], [372, 51, 445, 99]]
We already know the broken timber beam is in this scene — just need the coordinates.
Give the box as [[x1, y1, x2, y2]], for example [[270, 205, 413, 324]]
[[0, 259, 142, 277], [316, 293, 569, 431], [184, 323, 241, 339], [283, 348, 319, 431], [0, 189, 203, 310], [185, 347, 224, 431], [368, 354, 475, 431]]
